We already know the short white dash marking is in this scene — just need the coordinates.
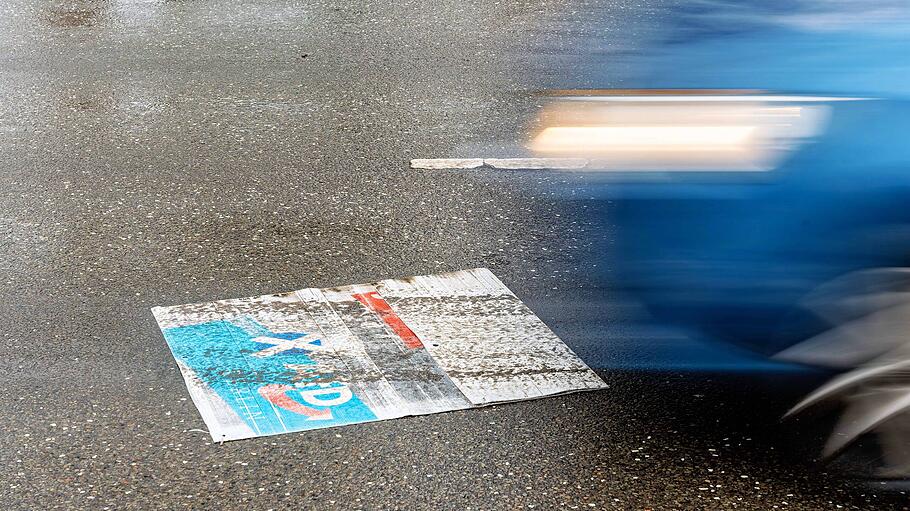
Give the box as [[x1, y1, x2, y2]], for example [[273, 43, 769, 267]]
[[410, 158, 484, 169]]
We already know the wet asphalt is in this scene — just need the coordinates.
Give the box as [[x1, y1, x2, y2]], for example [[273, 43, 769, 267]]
[[1, 0, 909, 509]]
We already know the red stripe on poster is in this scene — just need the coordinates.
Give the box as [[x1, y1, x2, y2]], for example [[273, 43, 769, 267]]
[[353, 291, 425, 349], [259, 384, 332, 420]]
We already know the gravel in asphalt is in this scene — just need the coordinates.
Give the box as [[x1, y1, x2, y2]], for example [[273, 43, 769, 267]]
[[1, 0, 908, 509]]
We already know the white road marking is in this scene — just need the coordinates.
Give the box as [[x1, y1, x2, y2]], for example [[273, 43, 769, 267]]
[[410, 158, 590, 170], [483, 158, 589, 169], [409, 158, 484, 169]]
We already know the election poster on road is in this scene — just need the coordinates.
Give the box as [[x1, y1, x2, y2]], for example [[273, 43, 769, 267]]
[[152, 268, 606, 441]]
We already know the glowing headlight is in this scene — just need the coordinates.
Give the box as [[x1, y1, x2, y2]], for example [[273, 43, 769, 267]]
[[528, 91, 858, 171]]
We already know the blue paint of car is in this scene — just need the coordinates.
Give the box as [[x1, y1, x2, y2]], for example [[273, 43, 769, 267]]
[[604, 98, 910, 356]]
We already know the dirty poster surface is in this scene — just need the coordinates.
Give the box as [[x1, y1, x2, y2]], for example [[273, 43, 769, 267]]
[[152, 268, 606, 441]]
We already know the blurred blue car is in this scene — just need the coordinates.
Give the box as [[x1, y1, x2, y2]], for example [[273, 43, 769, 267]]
[[606, 97, 910, 357], [528, 0, 910, 476]]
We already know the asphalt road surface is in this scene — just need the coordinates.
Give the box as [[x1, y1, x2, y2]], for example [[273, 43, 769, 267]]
[[1, 0, 908, 509]]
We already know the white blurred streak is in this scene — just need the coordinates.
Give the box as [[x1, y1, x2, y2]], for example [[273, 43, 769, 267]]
[[774, 303, 910, 369], [777, 268, 910, 368], [778, 268, 910, 470], [530, 95, 832, 171], [677, 0, 910, 34], [801, 268, 910, 324], [787, 358, 910, 416], [824, 387, 910, 457], [769, 0, 910, 32], [534, 125, 756, 151]]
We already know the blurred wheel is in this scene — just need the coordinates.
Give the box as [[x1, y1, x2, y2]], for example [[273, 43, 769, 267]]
[[778, 268, 910, 477]]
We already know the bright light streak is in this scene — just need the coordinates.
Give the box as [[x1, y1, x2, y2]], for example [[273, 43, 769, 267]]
[[529, 95, 836, 171], [532, 126, 757, 152], [557, 95, 867, 102]]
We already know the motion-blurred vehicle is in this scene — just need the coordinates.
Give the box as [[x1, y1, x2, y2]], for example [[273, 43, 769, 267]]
[[521, 0, 910, 478], [531, 90, 910, 478]]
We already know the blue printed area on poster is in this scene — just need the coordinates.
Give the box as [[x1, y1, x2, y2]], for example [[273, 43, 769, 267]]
[[161, 318, 377, 436]]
